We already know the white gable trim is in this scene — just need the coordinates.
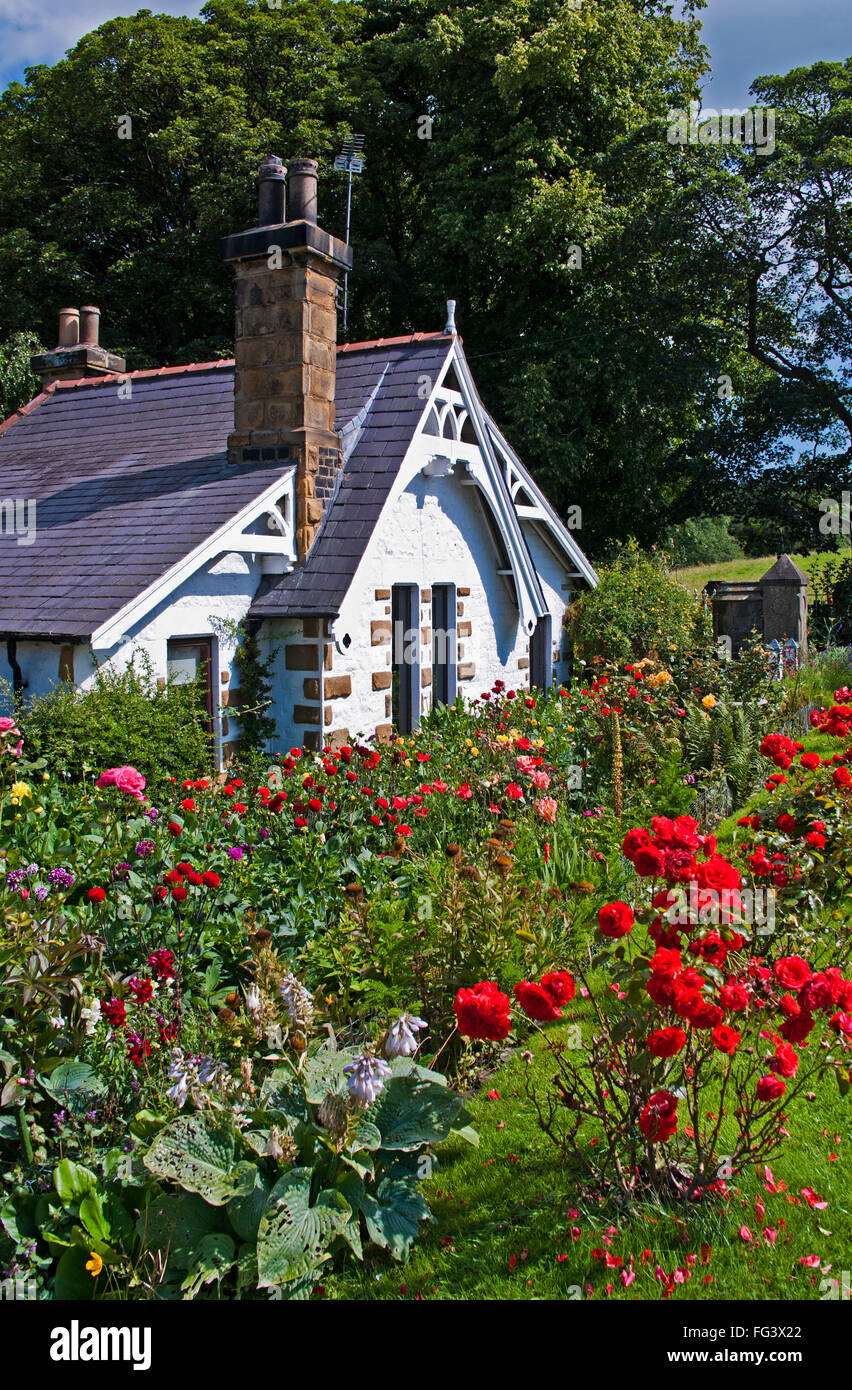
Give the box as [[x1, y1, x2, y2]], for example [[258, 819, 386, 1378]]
[[91, 468, 297, 650], [484, 418, 598, 590], [436, 343, 549, 634]]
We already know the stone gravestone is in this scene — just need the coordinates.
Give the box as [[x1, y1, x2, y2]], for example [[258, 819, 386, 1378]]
[[757, 554, 808, 659], [707, 554, 808, 660]]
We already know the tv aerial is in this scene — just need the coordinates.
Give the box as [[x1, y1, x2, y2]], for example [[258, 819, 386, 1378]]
[[334, 134, 365, 332]]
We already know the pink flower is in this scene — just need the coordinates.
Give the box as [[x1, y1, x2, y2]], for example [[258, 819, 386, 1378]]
[[533, 796, 558, 823], [530, 769, 551, 790], [456, 783, 473, 800], [96, 765, 147, 800], [505, 782, 524, 801]]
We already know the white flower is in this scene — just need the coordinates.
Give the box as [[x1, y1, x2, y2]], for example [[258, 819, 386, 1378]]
[[80, 1000, 101, 1036], [384, 1012, 427, 1058], [343, 1054, 392, 1105], [279, 974, 314, 1029], [246, 984, 261, 1015]]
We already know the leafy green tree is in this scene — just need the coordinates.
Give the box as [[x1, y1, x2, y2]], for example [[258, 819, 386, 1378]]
[[0, 329, 43, 419], [0, 0, 361, 365]]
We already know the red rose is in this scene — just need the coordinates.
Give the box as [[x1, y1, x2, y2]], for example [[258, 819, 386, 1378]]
[[719, 981, 749, 1012], [769, 1042, 799, 1076], [694, 855, 741, 893], [830, 1011, 852, 1035], [833, 767, 852, 788], [514, 980, 561, 1022], [779, 1011, 816, 1043], [800, 753, 820, 770], [647, 973, 678, 1008], [688, 1000, 725, 1030], [87, 886, 105, 904], [799, 973, 834, 1014], [773, 956, 811, 992], [454, 981, 512, 1041], [646, 1027, 686, 1058], [597, 902, 634, 938], [650, 947, 682, 978], [168, 821, 182, 836], [805, 831, 826, 848], [776, 814, 797, 834], [638, 1090, 678, 1142], [711, 1024, 741, 1054], [633, 846, 665, 878], [541, 971, 575, 1006], [756, 1074, 786, 1102], [622, 827, 651, 861]]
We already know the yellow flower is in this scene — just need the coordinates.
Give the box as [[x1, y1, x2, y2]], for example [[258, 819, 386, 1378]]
[[85, 1251, 103, 1277], [701, 694, 716, 710], [9, 781, 31, 805]]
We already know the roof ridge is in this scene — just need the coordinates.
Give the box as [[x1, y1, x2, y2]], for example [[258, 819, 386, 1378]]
[[0, 381, 58, 438], [338, 331, 452, 353]]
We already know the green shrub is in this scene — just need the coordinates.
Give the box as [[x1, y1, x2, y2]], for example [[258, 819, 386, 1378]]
[[567, 545, 712, 678], [7, 653, 211, 793]]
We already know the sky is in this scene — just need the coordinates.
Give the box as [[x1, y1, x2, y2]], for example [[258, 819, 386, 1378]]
[[0, 0, 848, 101]]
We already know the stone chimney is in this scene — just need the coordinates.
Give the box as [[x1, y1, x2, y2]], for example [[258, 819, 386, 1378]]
[[221, 155, 352, 559], [31, 306, 126, 388]]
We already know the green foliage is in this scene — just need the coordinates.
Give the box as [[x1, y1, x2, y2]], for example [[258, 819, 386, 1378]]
[[567, 547, 711, 675], [0, 329, 42, 419], [659, 517, 744, 569], [9, 653, 212, 791]]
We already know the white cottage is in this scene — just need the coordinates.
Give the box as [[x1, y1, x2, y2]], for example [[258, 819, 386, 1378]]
[[0, 156, 595, 763]]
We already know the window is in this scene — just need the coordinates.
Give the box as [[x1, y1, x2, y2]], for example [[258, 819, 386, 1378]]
[[167, 638, 215, 744], [432, 584, 457, 708], [529, 615, 552, 691], [391, 586, 420, 734]]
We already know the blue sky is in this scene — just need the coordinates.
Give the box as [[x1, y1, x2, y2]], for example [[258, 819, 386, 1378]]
[[0, 0, 848, 101]]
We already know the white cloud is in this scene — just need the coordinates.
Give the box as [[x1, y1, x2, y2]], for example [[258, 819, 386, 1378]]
[[0, 1, 203, 84]]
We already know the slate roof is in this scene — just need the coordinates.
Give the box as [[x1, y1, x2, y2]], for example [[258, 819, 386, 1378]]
[[0, 334, 451, 639], [250, 335, 452, 620]]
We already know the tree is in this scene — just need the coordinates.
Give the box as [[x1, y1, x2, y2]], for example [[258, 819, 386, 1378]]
[[0, 0, 361, 365], [667, 59, 852, 549], [0, 330, 43, 420]]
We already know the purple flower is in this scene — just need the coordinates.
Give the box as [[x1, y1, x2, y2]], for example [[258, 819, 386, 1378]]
[[135, 840, 156, 858], [25, 863, 39, 878], [343, 1054, 391, 1105], [47, 867, 75, 888], [147, 808, 159, 822], [227, 846, 244, 861], [34, 884, 49, 901], [111, 861, 131, 881], [5, 869, 25, 889], [258, 828, 270, 839]]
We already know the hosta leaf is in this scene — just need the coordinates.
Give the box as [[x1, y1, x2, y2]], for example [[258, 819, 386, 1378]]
[[228, 1173, 271, 1244], [180, 1233, 236, 1298], [45, 1061, 105, 1100], [54, 1158, 97, 1205], [143, 1115, 257, 1206], [138, 1192, 225, 1269], [361, 1174, 431, 1261], [302, 1048, 350, 1104], [369, 1075, 467, 1151], [256, 1168, 350, 1287]]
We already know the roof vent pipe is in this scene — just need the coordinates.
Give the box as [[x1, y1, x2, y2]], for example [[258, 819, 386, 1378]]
[[288, 158, 318, 224], [79, 306, 100, 346], [258, 154, 286, 227], [57, 308, 79, 347], [445, 299, 457, 334]]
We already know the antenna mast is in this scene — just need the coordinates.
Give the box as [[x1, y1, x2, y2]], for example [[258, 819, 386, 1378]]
[[333, 133, 365, 334]]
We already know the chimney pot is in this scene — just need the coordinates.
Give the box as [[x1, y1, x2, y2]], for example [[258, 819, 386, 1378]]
[[258, 154, 287, 227], [79, 306, 100, 346], [288, 157, 318, 224], [58, 308, 79, 348]]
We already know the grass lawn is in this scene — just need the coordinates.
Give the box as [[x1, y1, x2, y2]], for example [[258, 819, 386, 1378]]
[[326, 1018, 849, 1301], [326, 722, 852, 1303], [673, 554, 822, 595]]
